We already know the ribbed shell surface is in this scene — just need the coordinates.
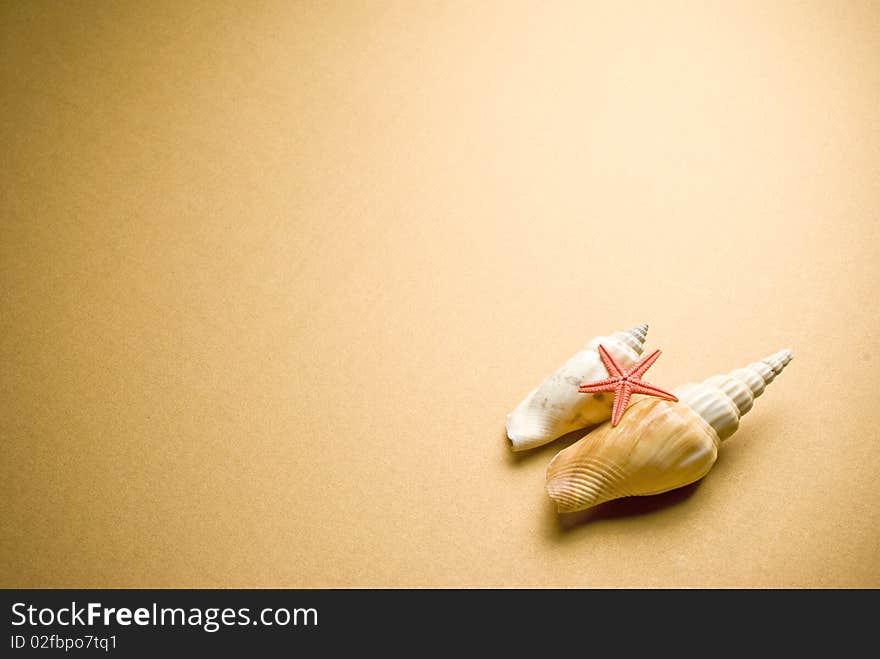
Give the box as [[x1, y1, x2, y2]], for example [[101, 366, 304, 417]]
[[546, 399, 720, 512]]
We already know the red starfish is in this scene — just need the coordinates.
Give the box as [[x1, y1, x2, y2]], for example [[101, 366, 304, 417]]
[[578, 345, 678, 426]]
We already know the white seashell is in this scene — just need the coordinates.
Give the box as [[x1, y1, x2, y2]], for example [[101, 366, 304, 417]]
[[546, 349, 793, 512], [506, 324, 649, 451]]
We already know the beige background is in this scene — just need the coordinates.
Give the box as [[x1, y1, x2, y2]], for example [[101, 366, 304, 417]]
[[2, 1, 879, 588]]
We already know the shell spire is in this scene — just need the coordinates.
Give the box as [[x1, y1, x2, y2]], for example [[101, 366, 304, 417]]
[[674, 349, 793, 441], [506, 324, 649, 451], [605, 323, 649, 355]]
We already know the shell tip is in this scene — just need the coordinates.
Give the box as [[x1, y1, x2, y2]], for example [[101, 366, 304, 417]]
[[623, 322, 648, 336], [766, 348, 794, 369], [505, 415, 518, 450], [505, 417, 531, 452], [619, 323, 649, 353]]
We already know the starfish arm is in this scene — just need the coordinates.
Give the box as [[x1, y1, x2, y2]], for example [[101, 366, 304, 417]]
[[577, 379, 618, 393], [626, 348, 662, 379], [597, 344, 623, 378], [610, 382, 633, 426], [578, 384, 617, 394], [629, 380, 678, 401]]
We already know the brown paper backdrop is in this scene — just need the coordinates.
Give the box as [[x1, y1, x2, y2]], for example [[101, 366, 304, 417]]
[[2, 1, 879, 588]]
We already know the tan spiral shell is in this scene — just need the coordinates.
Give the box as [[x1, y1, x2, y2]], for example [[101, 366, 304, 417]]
[[546, 349, 793, 512], [506, 325, 649, 451]]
